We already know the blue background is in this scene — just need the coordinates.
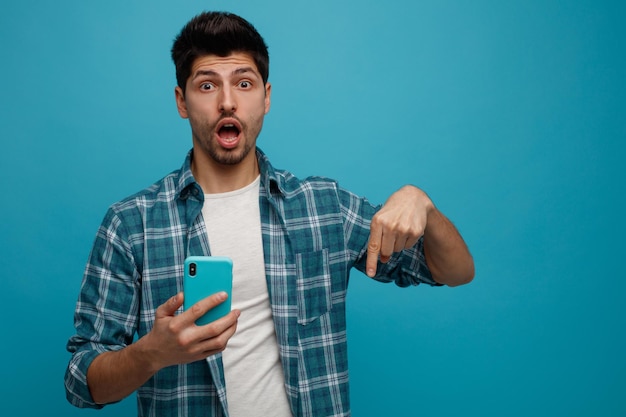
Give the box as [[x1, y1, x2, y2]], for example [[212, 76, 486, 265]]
[[1, 0, 624, 415]]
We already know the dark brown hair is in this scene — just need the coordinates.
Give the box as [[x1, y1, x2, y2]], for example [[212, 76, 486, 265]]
[[171, 11, 269, 93]]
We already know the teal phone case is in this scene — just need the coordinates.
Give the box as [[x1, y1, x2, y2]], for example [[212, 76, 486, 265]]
[[183, 256, 233, 325]]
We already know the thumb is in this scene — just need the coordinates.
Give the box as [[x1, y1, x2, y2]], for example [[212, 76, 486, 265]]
[[156, 292, 183, 318]]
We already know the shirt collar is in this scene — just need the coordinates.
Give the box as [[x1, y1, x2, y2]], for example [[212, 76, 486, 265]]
[[175, 147, 285, 200], [175, 149, 200, 200], [256, 147, 285, 198]]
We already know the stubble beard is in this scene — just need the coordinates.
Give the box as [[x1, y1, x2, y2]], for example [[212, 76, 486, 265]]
[[205, 136, 254, 166], [194, 116, 258, 166]]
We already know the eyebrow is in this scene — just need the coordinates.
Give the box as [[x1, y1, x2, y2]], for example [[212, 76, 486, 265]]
[[192, 67, 258, 80]]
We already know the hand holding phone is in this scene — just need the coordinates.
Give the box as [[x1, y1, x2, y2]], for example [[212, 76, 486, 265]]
[[183, 256, 233, 325]]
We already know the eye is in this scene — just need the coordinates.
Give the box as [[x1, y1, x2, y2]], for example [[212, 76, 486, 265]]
[[238, 80, 251, 89], [200, 82, 215, 91]]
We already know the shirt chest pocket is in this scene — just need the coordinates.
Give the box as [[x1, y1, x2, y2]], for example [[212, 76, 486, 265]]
[[295, 249, 332, 325]]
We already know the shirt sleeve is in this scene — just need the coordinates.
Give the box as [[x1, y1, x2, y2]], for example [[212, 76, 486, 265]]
[[65, 206, 141, 408], [337, 186, 439, 287]]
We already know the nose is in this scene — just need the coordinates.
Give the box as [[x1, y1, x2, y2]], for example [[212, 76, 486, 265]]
[[218, 86, 237, 113]]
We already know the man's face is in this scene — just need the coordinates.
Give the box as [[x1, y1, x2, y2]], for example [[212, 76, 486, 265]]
[[175, 53, 271, 166]]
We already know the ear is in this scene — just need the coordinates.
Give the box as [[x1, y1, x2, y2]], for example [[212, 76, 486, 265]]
[[175, 86, 188, 119], [264, 82, 272, 115]]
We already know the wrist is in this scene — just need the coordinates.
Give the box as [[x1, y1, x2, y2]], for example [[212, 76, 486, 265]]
[[131, 333, 163, 374], [405, 184, 435, 215]]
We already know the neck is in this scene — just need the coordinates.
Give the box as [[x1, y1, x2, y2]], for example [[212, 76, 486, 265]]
[[191, 148, 260, 194]]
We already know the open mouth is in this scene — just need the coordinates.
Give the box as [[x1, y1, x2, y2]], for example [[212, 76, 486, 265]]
[[216, 119, 242, 148], [218, 123, 240, 140]]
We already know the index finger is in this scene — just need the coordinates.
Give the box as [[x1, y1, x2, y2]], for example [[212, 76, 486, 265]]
[[366, 219, 382, 277]]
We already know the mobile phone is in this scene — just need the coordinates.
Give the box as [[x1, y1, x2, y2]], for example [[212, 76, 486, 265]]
[[183, 256, 233, 325]]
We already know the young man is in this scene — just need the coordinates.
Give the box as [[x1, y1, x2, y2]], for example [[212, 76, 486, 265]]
[[65, 11, 474, 417]]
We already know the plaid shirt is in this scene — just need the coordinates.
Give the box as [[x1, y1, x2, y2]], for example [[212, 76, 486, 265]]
[[65, 148, 436, 416]]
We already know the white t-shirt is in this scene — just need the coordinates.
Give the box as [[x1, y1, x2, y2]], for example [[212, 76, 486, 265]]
[[201, 176, 292, 417]]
